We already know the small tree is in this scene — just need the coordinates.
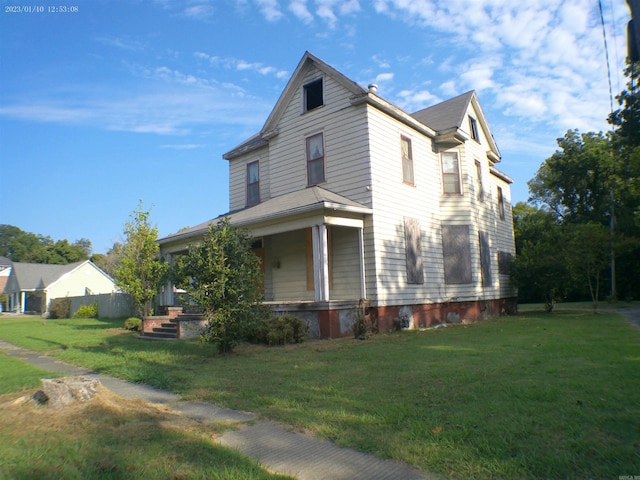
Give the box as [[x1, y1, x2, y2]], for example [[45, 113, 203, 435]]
[[114, 201, 167, 318], [173, 217, 264, 353], [565, 223, 611, 312]]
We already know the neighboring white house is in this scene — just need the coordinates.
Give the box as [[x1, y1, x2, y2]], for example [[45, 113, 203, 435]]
[[158, 52, 516, 338], [4, 260, 117, 315]]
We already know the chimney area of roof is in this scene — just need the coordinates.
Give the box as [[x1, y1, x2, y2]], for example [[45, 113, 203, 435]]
[[368, 83, 378, 94]]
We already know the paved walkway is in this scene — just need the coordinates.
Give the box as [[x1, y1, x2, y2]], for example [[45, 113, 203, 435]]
[[0, 339, 434, 480]]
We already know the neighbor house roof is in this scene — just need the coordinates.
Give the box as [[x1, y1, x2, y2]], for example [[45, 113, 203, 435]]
[[7, 261, 85, 291], [158, 186, 372, 246]]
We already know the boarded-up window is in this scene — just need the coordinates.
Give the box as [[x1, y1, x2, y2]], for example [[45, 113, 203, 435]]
[[442, 225, 472, 284], [404, 217, 424, 284], [498, 251, 513, 274], [478, 231, 492, 287]]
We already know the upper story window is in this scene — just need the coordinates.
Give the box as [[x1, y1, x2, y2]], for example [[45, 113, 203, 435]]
[[469, 116, 479, 142], [441, 151, 462, 195], [303, 78, 323, 112], [306, 132, 325, 185], [246, 161, 260, 206], [475, 160, 484, 201], [401, 135, 414, 185], [497, 186, 505, 220]]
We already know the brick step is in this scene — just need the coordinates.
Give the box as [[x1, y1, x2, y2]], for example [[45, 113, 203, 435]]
[[153, 326, 177, 335]]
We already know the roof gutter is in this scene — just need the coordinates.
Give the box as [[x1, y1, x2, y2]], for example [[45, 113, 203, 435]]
[[350, 93, 436, 139]]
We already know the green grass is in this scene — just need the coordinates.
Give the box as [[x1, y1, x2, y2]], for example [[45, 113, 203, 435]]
[[0, 352, 61, 394], [0, 353, 292, 480], [1, 311, 639, 479]]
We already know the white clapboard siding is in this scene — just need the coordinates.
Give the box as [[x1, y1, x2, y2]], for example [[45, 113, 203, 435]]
[[229, 146, 268, 211], [266, 66, 373, 205], [330, 226, 362, 300], [268, 230, 314, 301]]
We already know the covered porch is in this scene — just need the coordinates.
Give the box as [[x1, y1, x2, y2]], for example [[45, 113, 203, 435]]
[[158, 187, 373, 338]]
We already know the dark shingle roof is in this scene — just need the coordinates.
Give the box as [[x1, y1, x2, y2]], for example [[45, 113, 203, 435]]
[[410, 91, 474, 133], [9, 261, 84, 290], [158, 186, 372, 245]]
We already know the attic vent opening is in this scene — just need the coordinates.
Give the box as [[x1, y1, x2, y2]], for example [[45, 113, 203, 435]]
[[304, 78, 323, 112]]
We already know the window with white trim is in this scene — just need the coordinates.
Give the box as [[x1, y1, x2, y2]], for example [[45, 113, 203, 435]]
[[497, 186, 505, 220], [306, 132, 325, 185], [303, 78, 323, 112], [441, 152, 462, 195], [469, 116, 479, 142], [401, 135, 414, 185], [246, 161, 260, 206]]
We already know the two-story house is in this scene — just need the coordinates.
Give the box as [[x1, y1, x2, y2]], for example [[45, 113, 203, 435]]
[[157, 52, 516, 338]]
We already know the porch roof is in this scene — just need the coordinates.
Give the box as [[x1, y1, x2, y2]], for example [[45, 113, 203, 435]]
[[158, 186, 372, 246]]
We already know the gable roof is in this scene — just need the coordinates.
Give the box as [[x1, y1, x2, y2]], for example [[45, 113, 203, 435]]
[[224, 52, 369, 160], [158, 186, 372, 246], [224, 52, 500, 163], [8, 261, 85, 291], [411, 90, 501, 162], [411, 91, 475, 133]]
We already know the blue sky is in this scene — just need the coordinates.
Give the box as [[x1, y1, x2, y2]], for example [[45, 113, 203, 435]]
[[0, 0, 630, 254]]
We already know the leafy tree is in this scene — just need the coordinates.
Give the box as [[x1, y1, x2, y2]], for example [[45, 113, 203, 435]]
[[0, 224, 91, 264], [510, 203, 570, 310], [564, 223, 611, 312], [91, 242, 123, 277], [114, 202, 167, 318], [173, 217, 264, 354], [528, 130, 613, 224]]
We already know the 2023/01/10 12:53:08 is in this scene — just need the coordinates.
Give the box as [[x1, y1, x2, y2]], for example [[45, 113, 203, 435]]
[[3, 5, 78, 13]]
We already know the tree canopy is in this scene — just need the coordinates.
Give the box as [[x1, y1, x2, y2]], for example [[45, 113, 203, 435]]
[[173, 217, 265, 353], [513, 61, 640, 305], [114, 201, 167, 318], [0, 224, 91, 264]]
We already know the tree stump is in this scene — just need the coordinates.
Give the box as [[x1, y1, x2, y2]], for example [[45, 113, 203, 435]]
[[39, 376, 101, 408]]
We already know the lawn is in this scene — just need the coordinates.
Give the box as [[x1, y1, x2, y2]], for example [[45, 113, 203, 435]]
[[1, 311, 639, 479]]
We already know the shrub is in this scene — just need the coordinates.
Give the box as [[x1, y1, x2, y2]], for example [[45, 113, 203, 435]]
[[74, 303, 99, 318], [124, 317, 142, 331], [49, 298, 71, 319], [254, 315, 309, 346]]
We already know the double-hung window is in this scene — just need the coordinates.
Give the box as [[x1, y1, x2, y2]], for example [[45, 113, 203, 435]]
[[441, 152, 461, 194], [401, 135, 414, 185], [246, 161, 260, 206], [306, 133, 325, 185]]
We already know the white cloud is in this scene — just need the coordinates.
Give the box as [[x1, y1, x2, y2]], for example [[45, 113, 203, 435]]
[[373, 0, 627, 133], [255, 0, 284, 21], [375, 72, 394, 83], [183, 4, 215, 19], [289, 1, 314, 23]]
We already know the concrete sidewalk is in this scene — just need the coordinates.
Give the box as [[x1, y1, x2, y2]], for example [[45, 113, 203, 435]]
[[0, 339, 435, 480]]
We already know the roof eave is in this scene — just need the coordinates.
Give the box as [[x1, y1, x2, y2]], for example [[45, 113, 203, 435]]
[[490, 166, 513, 184], [350, 93, 436, 139]]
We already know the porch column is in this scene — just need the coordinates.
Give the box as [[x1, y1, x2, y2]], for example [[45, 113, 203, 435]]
[[164, 253, 174, 305], [358, 227, 366, 299], [20, 291, 26, 313], [312, 224, 330, 302]]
